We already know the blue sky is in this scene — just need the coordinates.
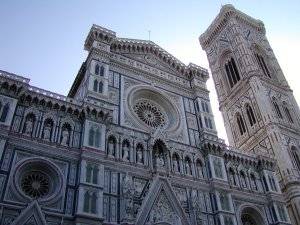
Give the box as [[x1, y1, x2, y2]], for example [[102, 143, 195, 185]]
[[1, 0, 299, 143]]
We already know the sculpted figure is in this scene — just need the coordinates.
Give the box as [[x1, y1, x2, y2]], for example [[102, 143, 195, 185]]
[[108, 139, 115, 156], [123, 144, 129, 161], [24, 117, 34, 136], [186, 161, 192, 175], [156, 152, 165, 168], [61, 128, 70, 146], [43, 123, 52, 140], [137, 147, 143, 163]]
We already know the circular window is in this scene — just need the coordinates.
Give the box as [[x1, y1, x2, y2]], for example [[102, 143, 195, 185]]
[[21, 171, 50, 198], [133, 99, 167, 128], [126, 86, 181, 132], [14, 158, 63, 201]]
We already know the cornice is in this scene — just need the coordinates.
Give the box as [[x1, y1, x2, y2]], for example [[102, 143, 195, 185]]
[[84, 24, 208, 80], [199, 4, 265, 49]]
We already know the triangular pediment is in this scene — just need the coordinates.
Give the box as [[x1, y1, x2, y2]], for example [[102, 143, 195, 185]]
[[121, 52, 184, 76], [11, 201, 47, 225], [136, 176, 189, 225]]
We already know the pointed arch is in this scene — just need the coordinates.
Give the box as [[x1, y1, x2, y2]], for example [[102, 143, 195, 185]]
[[93, 79, 98, 92], [291, 146, 300, 171], [95, 64, 100, 75], [11, 201, 47, 225], [98, 81, 103, 93], [283, 103, 293, 123], [236, 112, 247, 135], [0, 103, 9, 122], [245, 103, 256, 126], [135, 177, 189, 225], [272, 97, 283, 119], [100, 65, 105, 76], [88, 127, 95, 146]]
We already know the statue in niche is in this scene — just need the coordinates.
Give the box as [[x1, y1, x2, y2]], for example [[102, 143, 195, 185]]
[[186, 160, 192, 175], [136, 145, 143, 163], [122, 174, 134, 221], [173, 159, 179, 172], [108, 138, 115, 156], [24, 117, 34, 136], [196, 162, 203, 178], [213, 158, 223, 178], [122, 143, 129, 161], [43, 121, 52, 141], [61, 127, 70, 146], [155, 152, 165, 168]]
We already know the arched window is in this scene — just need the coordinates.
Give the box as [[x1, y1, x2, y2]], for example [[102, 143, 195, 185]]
[[236, 113, 246, 135], [245, 104, 256, 126], [228, 168, 237, 186], [196, 159, 203, 178], [95, 128, 100, 148], [91, 193, 97, 214], [172, 153, 180, 173], [284, 106, 293, 123], [92, 167, 99, 184], [225, 57, 241, 88], [93, 80, 98, 92], [95, 64, 100, 75], [86, 164, 93, 183], [89, 127, 95, 146], [291, 146, 300, 171], [268, 175, 278, 192], [107, 136, 117, 156], [84, 191, 90, 212], [272, 99, 283, 119], [0, 103, 9, 122], [136, 143, 144, 164], [122, 140, 130, 161], [98, 81, 103, 93], [185, 157, 192, 175], [100, 65, 105, 76], [255, 53, 271, 78]]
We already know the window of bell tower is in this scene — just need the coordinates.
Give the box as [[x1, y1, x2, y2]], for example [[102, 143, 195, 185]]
[[224, 57, 241, 88]]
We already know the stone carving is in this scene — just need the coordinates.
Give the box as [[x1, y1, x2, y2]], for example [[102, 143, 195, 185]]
[[136, 145, 143, 163], [147, 191, 182, 225], [191, 190, 202, 225], [43, 123, 52, 141], [155, 151, 165, 169], [122, 142, 130, 161], [24, 117, 34, 136], [122, 174, 135, 222], [61, 129, 70, 146]]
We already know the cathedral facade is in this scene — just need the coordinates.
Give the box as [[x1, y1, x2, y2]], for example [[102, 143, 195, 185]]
[[0, 5, 296, 225]]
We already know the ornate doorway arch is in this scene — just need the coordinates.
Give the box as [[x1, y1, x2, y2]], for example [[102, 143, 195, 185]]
[[238, 205, 267, 225]]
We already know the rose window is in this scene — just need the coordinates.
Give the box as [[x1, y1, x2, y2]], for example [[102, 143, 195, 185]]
[[21, 171, 50, 198], [133, 100, 167, 128], [14, 158, 63, 202]]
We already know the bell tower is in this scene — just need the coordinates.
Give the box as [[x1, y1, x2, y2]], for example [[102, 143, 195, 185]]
[[200, 5, 300, 224]]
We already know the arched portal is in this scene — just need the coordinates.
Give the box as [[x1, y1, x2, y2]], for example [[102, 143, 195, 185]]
[[240, 206, 266, 225]]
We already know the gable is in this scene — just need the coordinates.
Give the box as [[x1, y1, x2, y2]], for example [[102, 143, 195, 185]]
[[121, 52, 184, 77], [11, 201, 47, 225], [136, 176, 189, 225]]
